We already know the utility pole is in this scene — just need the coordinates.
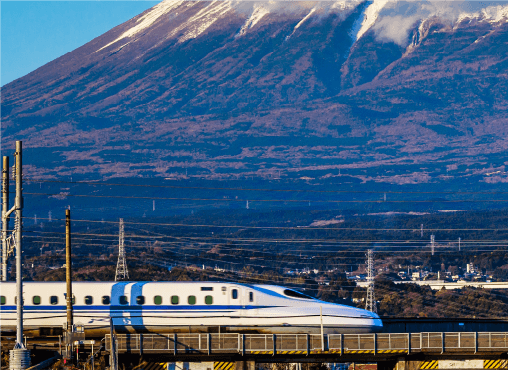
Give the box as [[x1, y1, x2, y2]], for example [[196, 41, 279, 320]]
[[115, 218, 129, 281], [63, 209, 84, 364], [63, 208, 83, 364], [9, 141, 31, 369], [365, 249, 376, 313], [458, 237, 461, 252], [66, 209, 73, 334], [2, 156, 9, 281], [109, 318, 118, 370], [421, 224, 423, 238], [431, 235, 435, 256], [64, 208, 74, 365]]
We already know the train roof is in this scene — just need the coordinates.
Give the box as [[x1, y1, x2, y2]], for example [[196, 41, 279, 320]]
[[0, 281, 259, 286]]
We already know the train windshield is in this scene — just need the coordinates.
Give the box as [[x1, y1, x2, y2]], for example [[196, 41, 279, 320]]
[[283, 289, 314, 300]]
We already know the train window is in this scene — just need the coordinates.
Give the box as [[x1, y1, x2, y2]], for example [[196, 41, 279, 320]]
[[136, 296, 145, 305], [171, 296, 179, 305], [119, 296, 128, 305], [201, 287, 213, 291], [50, 296, 58, 305], [33, 296, 41, 305], [188, 296, 196, 305], [102, 296, 110, 305], [154, 296, 162, 305], [1, 296, 5, 305], [249, 292, 254, 302], [283, 289, 313, 300], [231, 289, 238, 300], [205, 296, 213, 305], [84, 296, 93, 305]]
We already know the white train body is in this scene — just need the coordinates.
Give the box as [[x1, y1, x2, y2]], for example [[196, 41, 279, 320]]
[[0, 281, 382, 335]]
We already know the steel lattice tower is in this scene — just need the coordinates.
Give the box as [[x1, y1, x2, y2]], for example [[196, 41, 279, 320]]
[[115, 218, 129, 281], [365, 249, 377, 313]]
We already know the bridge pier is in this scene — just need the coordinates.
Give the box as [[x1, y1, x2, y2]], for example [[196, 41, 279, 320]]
[[394, 357, 405, 370], [234, 360, 255, 370], [393, 357, 420, 370]]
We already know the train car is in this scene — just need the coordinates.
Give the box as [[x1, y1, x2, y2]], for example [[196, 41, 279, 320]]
[[0, 281, 382, 336]]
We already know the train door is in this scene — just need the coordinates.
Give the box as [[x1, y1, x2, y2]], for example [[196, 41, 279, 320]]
[[111, 282, 134, 328], [229, 286, 242, 307], [247, 289, 256, 306], [246, 289, 257, 317]]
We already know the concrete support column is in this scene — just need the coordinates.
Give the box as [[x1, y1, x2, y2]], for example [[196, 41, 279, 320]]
[[394, 357, 421, 370], [394, 357, 407, 370], [234, 361, 255, 370]]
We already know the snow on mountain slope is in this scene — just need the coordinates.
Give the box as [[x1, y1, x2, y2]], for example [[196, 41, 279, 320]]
[[366, 1, 508, 46], [236, 5, 270, 36], [456, 3, 508, 25], [96, 0, 365, 51], [174, 1, 234, 42], [95, 0, 508, 54], [98, 0, 191, 51], [355, 0, 389, 42]]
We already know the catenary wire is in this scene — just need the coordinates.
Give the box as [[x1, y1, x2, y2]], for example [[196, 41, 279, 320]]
[[23, 178, 508, 195], [23, 191, 508, 203]]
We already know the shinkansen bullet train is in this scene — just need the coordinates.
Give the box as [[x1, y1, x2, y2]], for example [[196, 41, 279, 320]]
[[0, 281, 382, 335]]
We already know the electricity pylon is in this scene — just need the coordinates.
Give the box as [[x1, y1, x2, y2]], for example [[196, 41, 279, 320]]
[[115, 218, 129, 281], [365, 249, 377, 313]]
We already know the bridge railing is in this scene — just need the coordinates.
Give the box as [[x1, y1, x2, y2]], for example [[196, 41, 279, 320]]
[[105, 332, 508, 355], [479, 332, 508, 350]]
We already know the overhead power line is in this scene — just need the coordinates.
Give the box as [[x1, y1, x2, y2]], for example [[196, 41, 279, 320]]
[[20, 216, 508, 232], [23, 178, 508, 195], [24, 192, 508, 203], [22, 233, 508, 251]]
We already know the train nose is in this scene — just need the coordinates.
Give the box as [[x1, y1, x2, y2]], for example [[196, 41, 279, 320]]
[[360, 309, 383, 332], [324, 304, 383, 332], [368, 314, 383, 332]]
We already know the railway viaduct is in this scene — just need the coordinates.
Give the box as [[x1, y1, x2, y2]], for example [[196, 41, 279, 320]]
[[3, 331, 508, 369], [101, 331, 508, 370], [5, 319, 508, 369]]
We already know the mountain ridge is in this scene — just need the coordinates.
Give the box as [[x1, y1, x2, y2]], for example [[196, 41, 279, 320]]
[[2, 0, 508, 186]]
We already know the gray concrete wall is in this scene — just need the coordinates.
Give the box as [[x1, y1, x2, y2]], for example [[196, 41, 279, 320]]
[[381, 318, 508, 333]]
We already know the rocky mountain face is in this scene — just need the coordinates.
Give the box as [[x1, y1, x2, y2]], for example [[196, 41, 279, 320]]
[[2, 0, 508, 186]]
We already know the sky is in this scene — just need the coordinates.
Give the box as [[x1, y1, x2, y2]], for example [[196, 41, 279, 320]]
[[1, 1, 158, 86]]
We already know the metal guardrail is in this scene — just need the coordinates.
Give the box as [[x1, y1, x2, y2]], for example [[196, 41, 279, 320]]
[[105, 332, 508, 356]]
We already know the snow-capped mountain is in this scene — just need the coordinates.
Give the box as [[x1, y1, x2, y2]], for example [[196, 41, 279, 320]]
[[87, 1, 508, 53], [2, 0, 508, 185]]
